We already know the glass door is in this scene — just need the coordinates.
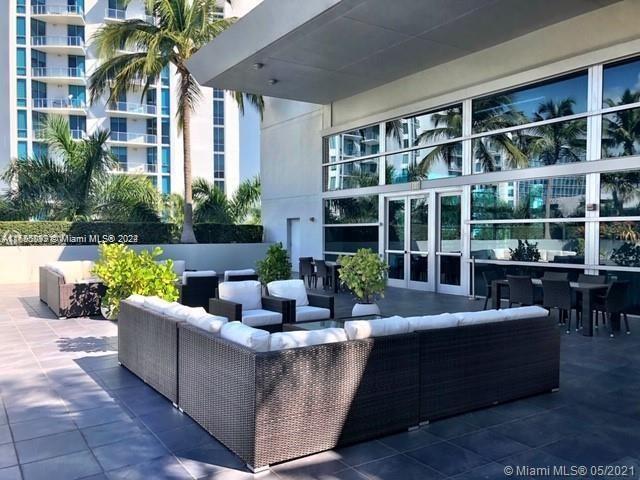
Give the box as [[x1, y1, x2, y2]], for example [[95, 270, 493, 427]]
[[436, 192, 464, 294], [385, 195, 431, 290]]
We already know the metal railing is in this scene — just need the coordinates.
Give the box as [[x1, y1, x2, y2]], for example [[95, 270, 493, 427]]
[[109, 132, 157, 144], [31, 36, 85, 48], [105, 8, 155, 23], [107, 102, 156, 115], [71, 129, 87, 140], [33, 98, 86, 109], [31, 4, 84, 16], [31, 67, 85, 78]]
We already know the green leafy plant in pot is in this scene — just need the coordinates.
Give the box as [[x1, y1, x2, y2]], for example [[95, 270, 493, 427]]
[[256, 242, 292, 285], [92, 243, 179, 319], [338, 248, 388, 316]]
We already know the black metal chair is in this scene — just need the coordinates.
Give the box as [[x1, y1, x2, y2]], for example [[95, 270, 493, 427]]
[[577, 274, 607, 284], [299, 257, 316, 288], [592, 281, 630, 337], [507, 275, 540, 307], [314, 260, 332, 290], [542, 279, 579, 333], [542, 271, 569, 281], [482, 270, 504, 310]]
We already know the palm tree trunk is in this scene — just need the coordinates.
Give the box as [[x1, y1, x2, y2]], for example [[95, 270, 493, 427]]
[[181, 102, 197, 243]]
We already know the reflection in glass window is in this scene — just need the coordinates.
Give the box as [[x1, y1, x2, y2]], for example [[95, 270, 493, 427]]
[[326, 126, 379, 162], [470, 223, 584, 263], [472, 72, 588, 133], [472, 118, 586, 173], [324, 226, 378, 253], [386, 142, 462, 184], [600, 222, 640, 267], [600, 171, 640, 217], [385, 104, 462, 151], [601, 106, 640, 158], [602, 56, 640, 107], [324, 159, 379, 191], [471, 176, 586, 220], [324, 196, 378, 224]]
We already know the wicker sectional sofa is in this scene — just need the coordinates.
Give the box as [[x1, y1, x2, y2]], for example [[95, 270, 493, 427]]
[[117, 302, 559, 472], [39, 261, 105, 318]]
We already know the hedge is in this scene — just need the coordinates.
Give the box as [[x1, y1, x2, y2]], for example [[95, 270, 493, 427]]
[[0, 221, 263, 246]]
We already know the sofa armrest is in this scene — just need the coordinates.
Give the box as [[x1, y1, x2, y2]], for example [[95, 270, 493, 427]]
[[209, 298, 242, 321], [262, 295, 295, 323], [308, 293, 335, 318]]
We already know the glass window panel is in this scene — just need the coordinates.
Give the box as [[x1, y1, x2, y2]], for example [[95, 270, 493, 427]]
[[440, 256, 461, 286], [600, 222, 640, 267], [472, 118, 587, 173], [326, 126, 380, 162], [410, 196, 428, 252], [470, 223, 585, 263], [386, 142, 462, 184], [596, 270, 640, 313], [17, 0, 26, 13], [410, 254, 428, 283], [603, 56, 640, 107], [324, 226, 378, 254], [324, 196, 378, 224], [162, 176, 171, 194], [473, 263, 583, 297], [16, 79, 26, 107], [600, 171, 640, 216], [16, 48, 26, 76], [324, 158, 379, 191], [385, 104, 462, 151], [440, 195, 461, 253], [387, 253, 404, 280], [17, 141, 27, 159], [161, 118, 170, 144], [16, 17, 26, 44], [161, 65, 170, 86], [33, 142, 47, 158], [387, 199, 404, 251], [471, 176, 586, 220], [161, 88, 170, 115], [17, 110, 27, 138], [472, 72, 588, 133], [601, 106, 640, 158], [162, 147, 170, 173]]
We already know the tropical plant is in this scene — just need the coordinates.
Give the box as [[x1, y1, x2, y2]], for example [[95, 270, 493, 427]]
[[161, 193, 185, 225], [600, 171, 640, 216], [338, 249, 388, 304], [1, 117, 159, 221], [93, 243, 179, 318], [509, 240, 541, 262], [192, 176, 261, 224], [256, 242, 292, 285], [89, 0, 263, 243]]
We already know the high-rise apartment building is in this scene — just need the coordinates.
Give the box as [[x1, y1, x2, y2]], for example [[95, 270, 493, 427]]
[[1, 0, 260, 196]]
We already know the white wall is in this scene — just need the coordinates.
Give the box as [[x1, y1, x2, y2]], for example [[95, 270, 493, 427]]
[[0, 242, 272, 284]]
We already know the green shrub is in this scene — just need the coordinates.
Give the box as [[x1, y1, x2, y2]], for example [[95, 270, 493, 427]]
[[509, 240, 541, 262], [338, 249, 388, 304], [256, 243, 292, 285], [92, 244, 179, 318], [194, 223, 263, 243]]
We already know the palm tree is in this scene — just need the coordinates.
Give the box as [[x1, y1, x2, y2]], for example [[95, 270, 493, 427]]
[[89, 0, 263, 243], [602, 89, 640, 158], [193, 177, 261, 224], [2, 117, 159, 221]]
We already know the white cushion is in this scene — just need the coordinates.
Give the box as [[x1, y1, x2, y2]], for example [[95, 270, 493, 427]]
[[220, 321, 270, 352], [143, 296, 172, 313], [296, 305, 331, 322], [224, 269, 256, 281], [47, 261, 85, 283], [407, 313, 460, 331], [502, 306, 549, 321], [344, 316, 411, 340], [164, 303, 207, 321], [126, 294, 146, 305], [454, 309, 507, 326], [267, 279, 309, 307], [182, 270, 217, 285], [270, 328, 347, 351], [219, 280, 262, 311], [242, 309, 283, 327], [187, 312, 227, 334]]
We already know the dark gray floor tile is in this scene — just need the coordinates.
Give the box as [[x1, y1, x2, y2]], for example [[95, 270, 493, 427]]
[[269, 450, 348, 479], [490, 413, 577, 448], [92, 433, 167, 471], [354, 454, 444, 480], [500, 448, 576, 471], [422, 417, 480, 440], [335, 440, 396, 467], [378, 428, 441, 452], [10, 415, 76, 442], [174, 444, 246, 478], [154, 423, 215, 452], [70, 406, 134, 430], [541, 432, 631, 467], [406, 441, 489, 476], [452, 461, 512, 479], [0, 466, 22, 480], [451, 429, 530, 461], [15, 429, 88, 464], [0, 427, 11, 446], [81, 419, 144, 448], [138, 408, 196, 434], [0, 444, 17, 469], [20, 450, 101, 480], [105, 454, 191, 480]]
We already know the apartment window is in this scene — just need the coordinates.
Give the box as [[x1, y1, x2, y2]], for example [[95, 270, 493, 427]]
[[386, 142, 463, 185], [110, 117, 126, 132], [214, 153, 224, 179], [17, 111, 27, 138], [69, 115, 86, 139], [327, 126, 380, 163], [31, 19, 46, 38], [68, 85, 86, 106], [149, 176, 157, 188], [146, 118, 157, 136], [31, 81, 47, 106], [16, 79, 27, 107], [602, 56, 640, 107], [67, 25, 85, 45], [161, 147, 170, 173], [17, 141, 27, 159], [146, 148, 157, 173], [16, 48, 26, 76], [213, 90, 224, 124], [214, 180, 225, 191], [213, 127, 224, 151], [161, 88, 170, 115], [323, 158, 380, 191], [161, 65, 170, 86], [31, 49, 46, 69], [602, 106, 640, 159], [32, 111, 47, 137], [33, 142, 48, 158], [16, 0, 26, 14], [111, 146, 127, 170], [147, 88, 156, 106], [161, 176, 170, 194], [68, 55, 85, 75], [16, 17, 26, 45], [161, 118, 170, 144]]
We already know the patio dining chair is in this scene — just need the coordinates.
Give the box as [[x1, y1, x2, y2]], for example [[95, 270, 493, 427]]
[[299, 257, 316, 288], [314, 260, 332, 290], [481, 270, 504, 310], [542, 279, 579, 333], [507, 275, 540, 308], [577, 274, 607, 284], [592, 281, 630, 337], [541, 271, 569, 281]]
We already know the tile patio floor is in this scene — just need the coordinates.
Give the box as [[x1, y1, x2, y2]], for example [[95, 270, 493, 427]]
[[1, 283, 640, 479]]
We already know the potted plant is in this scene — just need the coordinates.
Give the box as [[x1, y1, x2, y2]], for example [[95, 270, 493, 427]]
[[338, 248, 388, 316], [256, 242, 292, 285], [93, 243, 179, 320]]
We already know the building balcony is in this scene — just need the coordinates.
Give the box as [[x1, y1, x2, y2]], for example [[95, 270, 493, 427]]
[[31, 67, 86, 85], [32, 97, 87, 114], [31, 4, 85, 25], [106, 101, 157, 117], [30, 36, 85, 54], [108, 132, 157, 146], [104, 8, 155, 24], [34, 128, 87, 140], [112, 163, 158, 174]]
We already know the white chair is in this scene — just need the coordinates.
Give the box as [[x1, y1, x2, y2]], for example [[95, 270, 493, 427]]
[[267, 279, 334, 322], [209, 280, 290, 332]]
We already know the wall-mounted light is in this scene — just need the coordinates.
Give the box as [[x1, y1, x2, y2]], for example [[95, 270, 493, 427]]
[[309, 217, 315, 222], [267, 78, 278, 86], [252, 62, 264, 70]]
